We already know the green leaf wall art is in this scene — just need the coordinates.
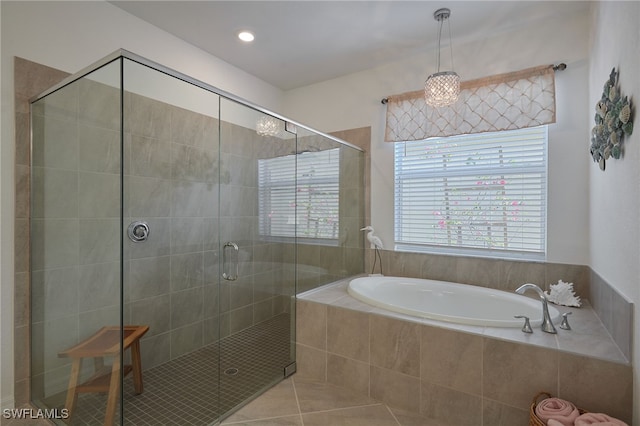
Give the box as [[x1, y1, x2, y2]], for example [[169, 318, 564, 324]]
[[590, 68, 634, 171]]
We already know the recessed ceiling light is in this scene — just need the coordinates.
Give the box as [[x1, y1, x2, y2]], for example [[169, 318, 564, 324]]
[[238, 31, 255, 42]]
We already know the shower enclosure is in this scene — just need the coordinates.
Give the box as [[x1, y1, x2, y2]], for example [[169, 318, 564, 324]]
[[29, 50, 364, 425]]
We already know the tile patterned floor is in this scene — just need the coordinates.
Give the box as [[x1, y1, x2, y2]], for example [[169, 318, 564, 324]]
[[221, 377, 446, 426], [4, 378, 442, 426], [10, 312, 445, 425]]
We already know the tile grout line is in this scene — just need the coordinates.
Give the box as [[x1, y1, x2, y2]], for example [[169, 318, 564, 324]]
[[221, 410, 302, 425], [385, 404, 403, 426], [324, 303, 328, 383], [481, 335, 484, 426], [291, 377, 304, 426], [368, 311, 372, 399], [419, 322, 423, 418], [299, 402, 387, 416]]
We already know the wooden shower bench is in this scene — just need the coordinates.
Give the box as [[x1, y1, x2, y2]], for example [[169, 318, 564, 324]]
[[58, 325, 149, 426]]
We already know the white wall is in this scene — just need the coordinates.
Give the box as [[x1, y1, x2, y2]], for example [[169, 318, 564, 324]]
[[0, 0, 285, 409], [589, 2, 640, 423], [283, 8, 591, 265]]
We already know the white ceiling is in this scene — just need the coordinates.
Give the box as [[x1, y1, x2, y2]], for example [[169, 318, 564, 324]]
[[110, 1, 590, 91]]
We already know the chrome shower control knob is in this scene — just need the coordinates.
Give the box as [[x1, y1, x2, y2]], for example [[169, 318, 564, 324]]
[[514, 315, 533, 333], [128, 221, 149, 242]]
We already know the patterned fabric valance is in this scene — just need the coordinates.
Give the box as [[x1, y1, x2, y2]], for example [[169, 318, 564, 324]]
[[384, 65, 556, 142]]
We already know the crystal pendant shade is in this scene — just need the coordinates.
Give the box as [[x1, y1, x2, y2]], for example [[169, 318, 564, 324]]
[[424, 71, 461, 108], [424, 8, 460, 108], [256, 115, 281, 136]]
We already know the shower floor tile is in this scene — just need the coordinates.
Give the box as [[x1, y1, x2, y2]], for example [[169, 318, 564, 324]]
[[39, 314, 292, 425]]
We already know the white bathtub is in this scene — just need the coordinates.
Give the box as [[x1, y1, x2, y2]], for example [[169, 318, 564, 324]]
[[348, 276, 561, 327]]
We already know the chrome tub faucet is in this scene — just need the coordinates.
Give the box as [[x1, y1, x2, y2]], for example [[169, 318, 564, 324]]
[[515, 283, 557, 334]]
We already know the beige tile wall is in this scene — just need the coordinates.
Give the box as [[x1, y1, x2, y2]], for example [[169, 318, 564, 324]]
[[296, 299, 633, 425], [366, 249, 589, 295], [14, 57, 71, 406], [30, 70, 125, 399], [293, 128, 367, 295], [590, 269, 634, 361]]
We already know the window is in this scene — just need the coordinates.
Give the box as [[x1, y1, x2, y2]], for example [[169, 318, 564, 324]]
[[394, 126, 547, 259], [259, 148, 340, 241]]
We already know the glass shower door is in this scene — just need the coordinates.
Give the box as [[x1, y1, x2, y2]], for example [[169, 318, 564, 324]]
[[217, 98, 297, 419], [121, 58, 222, 424], [30, 59, 124, 425], [31, 51, 299, 426]]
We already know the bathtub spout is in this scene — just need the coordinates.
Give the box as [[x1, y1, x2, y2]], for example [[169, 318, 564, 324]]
[[515, 283, 557, 334]]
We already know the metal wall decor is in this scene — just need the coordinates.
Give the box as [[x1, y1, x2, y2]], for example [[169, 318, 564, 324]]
[[590, 68, 634, 170]]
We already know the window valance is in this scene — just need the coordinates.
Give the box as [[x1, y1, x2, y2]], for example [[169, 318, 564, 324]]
[[384, 65, 556, 142]]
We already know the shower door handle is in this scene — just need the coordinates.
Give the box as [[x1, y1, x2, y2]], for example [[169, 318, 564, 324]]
[[222, 242, 239, 281]]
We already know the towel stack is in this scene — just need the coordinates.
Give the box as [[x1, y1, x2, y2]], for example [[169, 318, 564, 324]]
[[535, 397, 628, 426], [535, 397, 579, 426]]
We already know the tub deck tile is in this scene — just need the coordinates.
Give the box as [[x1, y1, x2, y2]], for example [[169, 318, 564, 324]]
[[300, 275, 629, 366], [295, 276, 633, 424]]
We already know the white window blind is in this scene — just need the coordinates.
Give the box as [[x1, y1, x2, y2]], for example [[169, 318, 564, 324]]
[[259, 148, 340, 240], [394, 126, 547, 258]]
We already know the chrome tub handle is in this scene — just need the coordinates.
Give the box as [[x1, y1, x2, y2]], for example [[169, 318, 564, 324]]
[[222, 241, 239, 281]]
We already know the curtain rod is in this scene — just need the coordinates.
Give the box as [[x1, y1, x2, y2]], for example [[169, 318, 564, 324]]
[[380, 62, 567, 104]]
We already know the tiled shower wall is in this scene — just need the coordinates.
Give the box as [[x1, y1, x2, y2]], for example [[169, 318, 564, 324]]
[[289, 127, 370, 295], [122, 97, 297, 375], [14, 58, 71, 405], [29, 68, 125, 399], [294, 131, 366, 294]]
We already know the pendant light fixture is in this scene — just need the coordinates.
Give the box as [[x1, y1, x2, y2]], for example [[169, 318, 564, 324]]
[[424, 8, 460, 107], [256, 115, 281, 136]]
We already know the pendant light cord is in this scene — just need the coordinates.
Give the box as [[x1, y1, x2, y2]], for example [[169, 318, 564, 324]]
[[447, 17, 454, 72], [436, 16, 443, 72], [435, 13, 454, 73]]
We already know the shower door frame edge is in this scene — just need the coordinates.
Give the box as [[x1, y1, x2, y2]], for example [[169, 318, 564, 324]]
[[29, 49, 364, 154]]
